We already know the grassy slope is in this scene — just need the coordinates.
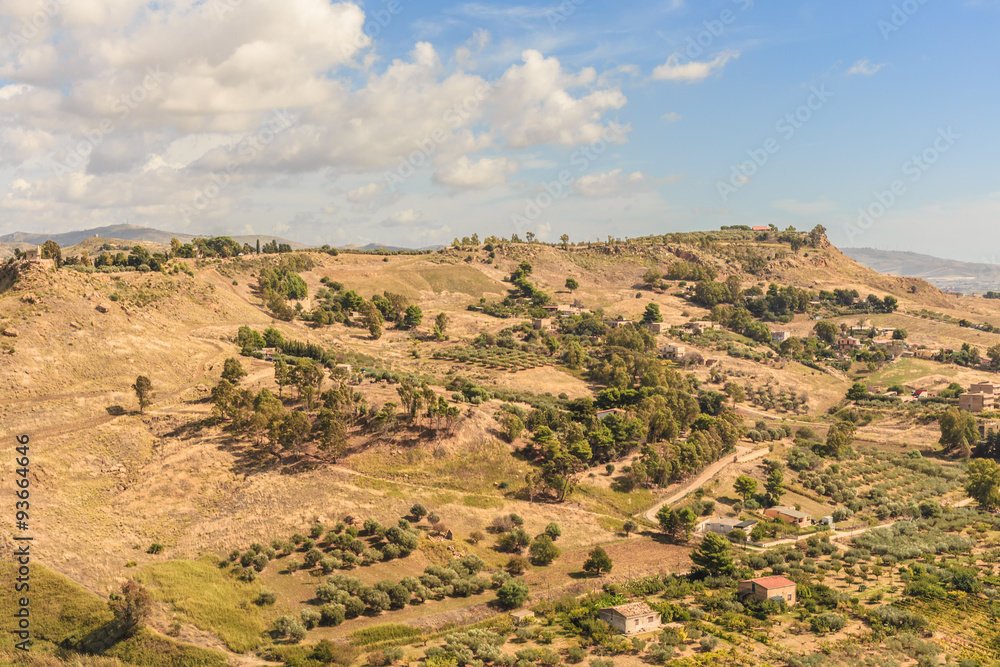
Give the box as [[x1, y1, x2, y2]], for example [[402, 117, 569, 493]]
[[0, 562, 227, 666]]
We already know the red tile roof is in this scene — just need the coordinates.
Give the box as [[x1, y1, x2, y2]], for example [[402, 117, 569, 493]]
[[747, 576, 795, 589]]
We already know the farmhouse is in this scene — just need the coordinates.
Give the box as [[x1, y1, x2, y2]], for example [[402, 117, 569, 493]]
[[598, 602, 660, 635], [771, 330, 791, 343], [644, 322, 667, 334], [23, 246, 40, 261], [531, 318, 552, 331], [837, 337, 861, 351], [959, 392, 995, 413], [684, 321, 718, 334], [697, 517, 757, 536], [662, 343, 686, 360], [261, 347, 277, 361], [970, 382, 1000, 396], [605, 317, 633, 328], [738, 576, 797, 605], [751, 226, 770, 232], [763, 506, 811, 527]]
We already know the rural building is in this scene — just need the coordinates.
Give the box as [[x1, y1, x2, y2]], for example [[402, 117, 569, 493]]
[[23, 246, 40, 261], [751, 226, 770, 232], [662, 343, 686, 360], [763, 506, 811, 527], [598, 602, 660, 635], [684, 321, 718, 334], [959, 392, 995, 413], [771, 331, 791, 343], [697, 517, 757, 536], [738, 576, 797, 605], [914, 349, 936, 359], [644, 322, 667, 334], [913, 389, 936, 398], [510, 610, 535, 625], [261, 347, 277, 361], [970, 382, 1000, 396], [531, 318, 551, 331], [837, 337, 861, 351], [596, 408, 628, 421], [979, 420, 1000, 439], [605, 318, 633, 328]]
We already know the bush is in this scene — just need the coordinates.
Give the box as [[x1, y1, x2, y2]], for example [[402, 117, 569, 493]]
[[566, 645, 587, 664], [255, 589, 277, 606], [810, 612, 847, 634], [301, 608, 322, 630], [699, 636, 719, 652], [321, 603, 347, 626], [496, 578, 530, 609]]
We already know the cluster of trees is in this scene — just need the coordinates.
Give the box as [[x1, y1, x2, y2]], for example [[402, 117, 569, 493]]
[[308, 281, 425, 339]]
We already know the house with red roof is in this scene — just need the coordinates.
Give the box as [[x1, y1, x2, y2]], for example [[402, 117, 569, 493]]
[[738, 576, 797, 605]]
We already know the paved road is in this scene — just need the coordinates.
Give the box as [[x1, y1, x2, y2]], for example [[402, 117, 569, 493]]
[[641, 446, 771, 522]]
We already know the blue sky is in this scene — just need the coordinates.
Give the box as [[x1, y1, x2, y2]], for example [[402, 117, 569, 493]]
[[0, 0, 998, 260]]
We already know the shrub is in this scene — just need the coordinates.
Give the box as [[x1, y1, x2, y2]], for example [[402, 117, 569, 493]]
[[699, 636, 719, 651], [496, 578, 530, 609], [255, 589, 277, 606], [321, 603, 347, 626], [301, 608, 322, 630], [810, 612, 847, 634]]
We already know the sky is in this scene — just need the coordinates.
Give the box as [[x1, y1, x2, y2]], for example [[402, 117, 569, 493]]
[[0, 0, 998, 261]]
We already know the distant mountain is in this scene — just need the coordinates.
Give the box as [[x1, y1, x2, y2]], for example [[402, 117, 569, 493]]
[[842, 247, 1000, 294], [344, 243, 445, 252], [0, 225, 307, 250]]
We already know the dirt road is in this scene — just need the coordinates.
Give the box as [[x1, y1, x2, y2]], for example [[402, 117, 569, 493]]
[[640, 446, 770, 522]]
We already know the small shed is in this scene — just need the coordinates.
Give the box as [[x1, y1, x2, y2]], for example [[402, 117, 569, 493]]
[[510, 610, 535, 626]]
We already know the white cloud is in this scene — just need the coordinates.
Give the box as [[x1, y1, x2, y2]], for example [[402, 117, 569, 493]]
[[847, 58, 887, 76], [347, 182, 386, 204], [573, 169, 673, 198], [491, 50, 628, 148], [660, 112, 682, 123], [381, 208, 424, 227], [652, 51, 739, 82], [433, 155, 519, 191], [771, 197, 837, 215]]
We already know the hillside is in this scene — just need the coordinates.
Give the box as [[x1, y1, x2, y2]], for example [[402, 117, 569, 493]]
[[2, 231, 999, 666], [0, 224, 307, 251]]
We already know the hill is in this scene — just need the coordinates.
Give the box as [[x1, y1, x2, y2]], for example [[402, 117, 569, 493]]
[[0, 224, 308, 251], [843, 247, 1000, 294], [2, 230, 999, 666]]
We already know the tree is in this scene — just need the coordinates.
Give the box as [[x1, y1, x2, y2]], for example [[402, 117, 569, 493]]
[[410, 503, 428, 520], [565, 277, 579, 292], [222, 357, 247, 384], [765, 468, 785, 505], [434, 312, 450, 340], [733, 475, 758, 502], [656, 506, 697, 542], [544, 523, 562, 540], [502, 413, 524, 444], [988, 343, 1000, 368], [642, 303, 663, 324], [723, 382, 745, 406], [365, 307, 383, 340], [819, 421, 855, 459], [846, 382, 869, 401], [40, 239, 62, 266], [939, 407, 979, 455], [132, 375, 152, 414], [496, 578, 530, 609], [528, 535, 561, 565], [690, 532, 735, 576], [813, 320, 837, 345], [108, 581, 151, 637], [403, 305, 423, 329], [559, 233, 570, 250], [622, 519, 638, 537], [892, 328, 908, 340], [966, 459, 1000, 510], [808, 225, 826, 247], [582, 546, 612, 575], [274, 358, 290, 397]]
